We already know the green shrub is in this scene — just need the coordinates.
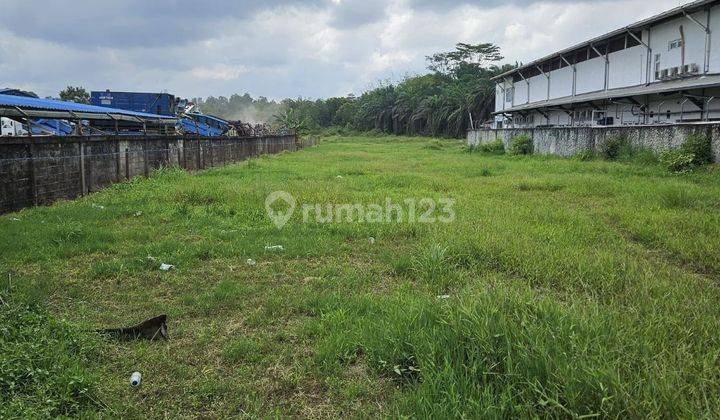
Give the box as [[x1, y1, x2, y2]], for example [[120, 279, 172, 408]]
[[508, 135, 533, 155], [477, 140, 505, 155], [680, 134, 713, 165], [599, 135, 630, 160], [574, 150, 596, 161], [660, 149, 695, 173], [628, 148, 659, 165]]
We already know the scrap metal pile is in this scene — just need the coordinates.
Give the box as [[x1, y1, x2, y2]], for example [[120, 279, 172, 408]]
[[226, 121, 281, 137]]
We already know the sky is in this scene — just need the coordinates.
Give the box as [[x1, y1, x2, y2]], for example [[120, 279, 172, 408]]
[[0, 0, 684, 100]]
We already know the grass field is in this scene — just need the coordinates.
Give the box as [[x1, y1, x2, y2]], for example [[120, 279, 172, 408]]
[[2, 136, 720, 418]]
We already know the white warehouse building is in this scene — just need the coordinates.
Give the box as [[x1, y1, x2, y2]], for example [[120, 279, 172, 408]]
[[494, 0, 720, 128]]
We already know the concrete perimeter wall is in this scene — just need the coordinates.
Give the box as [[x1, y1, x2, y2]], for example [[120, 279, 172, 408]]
[[467, 124, 720, 162], [0, 134, 301, 214]]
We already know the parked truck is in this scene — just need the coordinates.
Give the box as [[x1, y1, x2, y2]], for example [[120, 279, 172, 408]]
[[1, 117, 27, 136]]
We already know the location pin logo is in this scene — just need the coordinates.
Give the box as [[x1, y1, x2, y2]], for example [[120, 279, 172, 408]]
[[265, 191, 296, 229]]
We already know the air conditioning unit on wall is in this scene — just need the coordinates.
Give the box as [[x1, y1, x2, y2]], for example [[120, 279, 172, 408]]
[[657, 63, 700, 81]]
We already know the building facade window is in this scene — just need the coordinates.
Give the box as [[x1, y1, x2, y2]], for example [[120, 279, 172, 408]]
[[505, 87, 514, 103], [668, 39, 683, 51]]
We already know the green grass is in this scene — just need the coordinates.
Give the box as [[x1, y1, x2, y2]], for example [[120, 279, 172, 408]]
[[1, 135, 720, 417]]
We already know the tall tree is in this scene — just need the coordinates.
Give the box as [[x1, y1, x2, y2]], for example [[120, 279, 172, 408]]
[[58, 86, 90, 104], [426, 43, 503, 75]]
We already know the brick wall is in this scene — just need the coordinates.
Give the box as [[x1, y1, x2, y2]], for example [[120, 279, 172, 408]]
[[467, 124, 720, 162], [0, 134, 299, 213]]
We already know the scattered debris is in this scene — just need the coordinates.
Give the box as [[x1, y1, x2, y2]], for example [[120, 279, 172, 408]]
[[99, 314, 168, 341], [159, 263, 175, 271], [265, 245, 284, 252], [147, 256, 157, 262], [246, 258, 257, 266], [437, 295, 451, 300], [368, 237, 376, 245], [10, 217, 20, 222], [91, 204, 105, 210], [336, 175, 344, 179], [227, 121, 277, 137], [130, 372, 142, 388], [134, 211, 143, 217]]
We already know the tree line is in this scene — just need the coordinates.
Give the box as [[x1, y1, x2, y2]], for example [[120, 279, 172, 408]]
[[51, 42, 513, 138], [277, 43, 514, 138]]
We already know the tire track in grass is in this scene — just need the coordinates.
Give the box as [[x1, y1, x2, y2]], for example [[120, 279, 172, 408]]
[[566, 194, 720, 287], [602, 215, 720, 285]]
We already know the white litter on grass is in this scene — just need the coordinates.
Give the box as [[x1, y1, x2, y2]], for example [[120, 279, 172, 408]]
[[130, 372, 142, 388], [91, 204, 105, 210], [134, 211, 143, 217], [368, 237, 376, 245], [246, 259, 257, 266], [437, 295, 451, 300], [159, 263, 175, 271], [336, 175, 343, 179], [265, 245, 284, 252], [10, 217, 20, 222]]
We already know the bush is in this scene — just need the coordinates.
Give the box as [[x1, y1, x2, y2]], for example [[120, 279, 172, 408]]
[[508, 135, 533, 155], [628, 148, 659, 165], [600, 135, 630, 160], [680, 134, 713, 166], [660, 149, 695, 173], [477, 140, 505, 155], [574, 150, 596, 161], [658, 134, 714, 172]]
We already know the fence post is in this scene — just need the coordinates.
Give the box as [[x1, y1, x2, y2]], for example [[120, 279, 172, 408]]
[[87, 142, 93, 193], [125, 148, 130, 179], [143, 139, 149, 177], [27, 142, 37, 205], [115, 140, 121, 182], [182, 138, 187, 169], [79, 141, 86, 195], [209, 141, 214, 167]]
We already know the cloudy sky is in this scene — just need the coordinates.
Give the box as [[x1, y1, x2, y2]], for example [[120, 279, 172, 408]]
[[0, 0, 683, 100]]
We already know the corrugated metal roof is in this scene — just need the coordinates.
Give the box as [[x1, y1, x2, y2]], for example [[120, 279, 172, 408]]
[[493, 0, 719, 81], [186, 112, 229, 125], [0, 94, 175, 120], [494, 73, 720, 114]]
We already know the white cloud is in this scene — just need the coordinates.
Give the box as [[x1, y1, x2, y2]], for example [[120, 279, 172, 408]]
[[190, 64, 248, 81], [0, 0, 684, 99]]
